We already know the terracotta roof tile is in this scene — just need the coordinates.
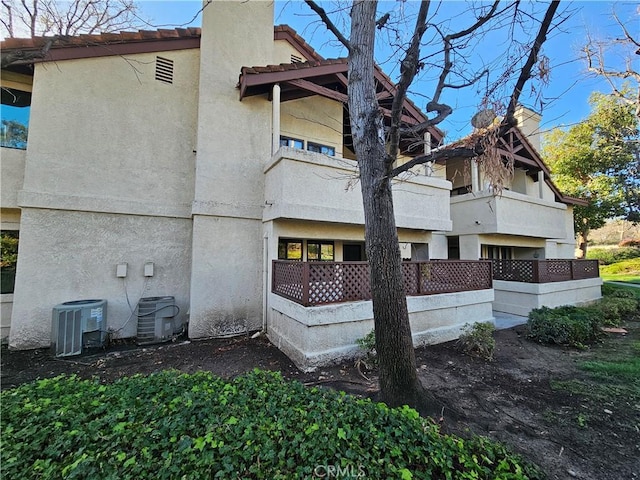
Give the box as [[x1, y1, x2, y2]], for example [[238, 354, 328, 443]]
[[274, 25, 323, 61], [0, 27, 202, 53], [241, 58, 348, 76]]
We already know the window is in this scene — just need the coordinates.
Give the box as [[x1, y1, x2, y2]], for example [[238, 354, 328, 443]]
[[278, 239, 303, 260], [307, 241, 334, 261], [280, 136, 304, 149], [482, 245, 513, 260], [1, 88, 30, 150], [1, 231, 19, 294], [307, 142, 335, 156]]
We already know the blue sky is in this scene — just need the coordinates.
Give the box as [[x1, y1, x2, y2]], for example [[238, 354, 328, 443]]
[[135, 0, 636, 141]]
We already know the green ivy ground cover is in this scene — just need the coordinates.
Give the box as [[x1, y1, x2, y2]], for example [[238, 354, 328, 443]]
[[1, 369, 543, 479]]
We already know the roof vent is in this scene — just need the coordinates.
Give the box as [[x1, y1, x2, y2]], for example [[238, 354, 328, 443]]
[[291, 54, 303, 63], [155, 56, 174, 84]]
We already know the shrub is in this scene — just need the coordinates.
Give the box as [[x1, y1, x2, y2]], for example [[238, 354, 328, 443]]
[[586, 247, 640, 265], [527, 306, 602, 348], [1, 370, 543, 479], [594, 296, 640, 325], [601, 283, 640, 300], [356, 329, 377, 366], [457, 322, 496, 360]]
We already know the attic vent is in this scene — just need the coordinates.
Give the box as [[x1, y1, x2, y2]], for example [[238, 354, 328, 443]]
[[291, 54, 303, 63], [155, 56, 174, 84]]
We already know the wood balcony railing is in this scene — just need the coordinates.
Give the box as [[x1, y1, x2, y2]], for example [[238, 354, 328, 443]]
[[491, 259, 600, 283], [272, 260, 493, 307]]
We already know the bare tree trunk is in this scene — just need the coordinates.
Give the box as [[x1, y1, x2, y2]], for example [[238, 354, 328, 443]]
[[348, 0, 440, 415], [578, 228, 589, 258]]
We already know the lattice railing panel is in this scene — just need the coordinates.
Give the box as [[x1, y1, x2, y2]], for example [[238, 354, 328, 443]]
[[272, 261, 305, 304], [491, 259, 535, 282], [492, 259, 600, 284], [572, 260, 599, 280], [539, 260, 571, 283], [402, 263, 420, 296], [420, 261, 492, 294], [273, 260, 493, 306]]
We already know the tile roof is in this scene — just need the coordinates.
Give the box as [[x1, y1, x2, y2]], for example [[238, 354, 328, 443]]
[[1, 28, 201, 51], [241, 57, 347, 76], [274, 25, 323, 61]]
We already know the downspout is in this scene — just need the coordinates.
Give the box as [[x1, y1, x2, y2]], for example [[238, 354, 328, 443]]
[[254, 233, 269, 338]]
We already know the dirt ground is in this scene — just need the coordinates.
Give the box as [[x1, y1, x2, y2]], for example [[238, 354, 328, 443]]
[[2, 323, 639, 480]]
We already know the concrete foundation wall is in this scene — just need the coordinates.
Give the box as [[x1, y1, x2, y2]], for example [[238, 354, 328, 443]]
[[493, 278, 603, 317], [267, 289, 494, 371]]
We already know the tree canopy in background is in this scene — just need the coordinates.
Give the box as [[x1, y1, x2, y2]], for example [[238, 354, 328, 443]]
[[1, 0, 140, 38], [544, 92, 639, 256]]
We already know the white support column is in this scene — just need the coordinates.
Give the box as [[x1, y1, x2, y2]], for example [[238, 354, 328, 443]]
[[272, 83, 281, 155], [471, 160, 480, 192], [424, 132, 432, 176], [538, 170, 545, 199]]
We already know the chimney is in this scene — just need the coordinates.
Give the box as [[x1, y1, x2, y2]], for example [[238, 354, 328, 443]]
[[514, 105, 542, 152]]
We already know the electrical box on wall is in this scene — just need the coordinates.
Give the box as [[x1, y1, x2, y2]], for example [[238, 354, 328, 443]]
[[116, 263, 127, 278], [144, 262, 154, 277]]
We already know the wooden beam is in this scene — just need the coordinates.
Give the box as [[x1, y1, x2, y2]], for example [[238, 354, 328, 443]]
[[284, 78, 348, 103]]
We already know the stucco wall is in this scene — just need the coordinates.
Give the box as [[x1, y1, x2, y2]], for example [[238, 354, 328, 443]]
[[1, 294, 12, 342], [188, 216, 263, 338], [273, 40, 307, 64], [450, 190, 568, 239], [22, 50, 199, 215], [493, 278, 603, 317], [9, 209, 192, 349], [267, 289, 494, 371], [189, 1, 274, 339], [1, 148, 26, 209], [8, 46, 200, 348], [281, 96, 343, 157], [264, 148, 452, 231]]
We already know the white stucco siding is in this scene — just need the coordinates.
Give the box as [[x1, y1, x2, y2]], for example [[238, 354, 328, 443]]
[[273, 39, 310, 64], [188, 1, 274, 337], [21, 50, 199, 215], [493, 278, 602, 317], [264, 148, 452, 231], [193, 0, 273, 212], [189, 216, 263, 339], [9, 209, 192, 349], [450, 190, 568, 239], [281, 96, 343, 157], [267, 289, 494, 370], [1, 148, 26, 209]]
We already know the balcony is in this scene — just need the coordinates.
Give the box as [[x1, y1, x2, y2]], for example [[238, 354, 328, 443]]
[[264, 147, 452, 231], [450, 189, 569, 239], [272, 259, 493, 307], [491, 259, 602, 317]]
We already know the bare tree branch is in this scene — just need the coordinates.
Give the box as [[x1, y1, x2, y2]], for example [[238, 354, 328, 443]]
[[2, 1, 14, 37], [582, 13, 640, 118], [387, 1, 430, 164], [1, 0, 140, 39], [390, 146, 480, 177], [304, 0, 351, 52], [502, 0, 560, 130]]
